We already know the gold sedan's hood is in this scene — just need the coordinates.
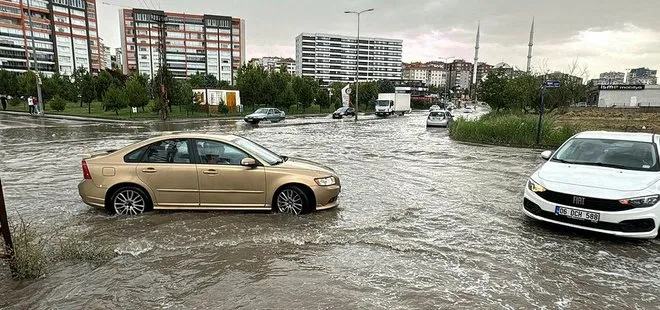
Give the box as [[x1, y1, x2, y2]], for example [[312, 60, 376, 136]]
[[275, 157, 336, 175]]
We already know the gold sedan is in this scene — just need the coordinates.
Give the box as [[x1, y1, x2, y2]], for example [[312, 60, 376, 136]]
[[78, 133, 341, 215]]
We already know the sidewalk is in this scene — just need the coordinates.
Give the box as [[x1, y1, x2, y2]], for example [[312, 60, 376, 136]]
[[0, 110, 133, 123]]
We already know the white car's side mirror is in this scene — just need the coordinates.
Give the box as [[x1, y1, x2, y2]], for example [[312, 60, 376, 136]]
[[540, 150, 553, 160]]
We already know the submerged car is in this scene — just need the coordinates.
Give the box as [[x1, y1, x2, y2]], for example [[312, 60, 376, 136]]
[[426, 110, 454, 128], [429, 105, 440, 111], [332, 107, 355, 119], [244, 108, 285, 124], [523, 131, 660, 239], [78, 133, 341, 216]]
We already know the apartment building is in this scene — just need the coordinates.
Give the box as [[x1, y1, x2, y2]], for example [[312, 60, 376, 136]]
[[448, 59, 473, 91], [594, 71, 625, 85], [403, 62, 448, 87], [248, 56, 296, 75], [627, 67, 657, 85], [295, 32, 402, 86], [99, 36, 110, 69], [0, 0, 101, 76], [120, 8, 245, 83], [111, 47, 121, 69]]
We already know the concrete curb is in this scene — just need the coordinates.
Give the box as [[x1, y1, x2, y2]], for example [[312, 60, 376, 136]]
[[0, 110, 134, 123]]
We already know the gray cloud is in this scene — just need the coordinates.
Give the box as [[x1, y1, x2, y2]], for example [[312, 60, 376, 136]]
[[98, 0, 660, 76]]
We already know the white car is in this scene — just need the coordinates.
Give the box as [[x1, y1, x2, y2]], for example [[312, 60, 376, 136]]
[[429, 105, 440, 111], [426, 110, 454, 128], [523, 131, 660, 239]]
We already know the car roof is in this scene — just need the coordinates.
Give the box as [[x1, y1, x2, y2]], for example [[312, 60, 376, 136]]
[[574, 131, 656, 143], [141, 132, 239, 143], [430, 109, 448, 113]]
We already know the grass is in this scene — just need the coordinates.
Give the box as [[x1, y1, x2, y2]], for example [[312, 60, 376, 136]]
[[6, 216, 116, 279], [449, 111, 581, 148], [6, 99, 338, 120]]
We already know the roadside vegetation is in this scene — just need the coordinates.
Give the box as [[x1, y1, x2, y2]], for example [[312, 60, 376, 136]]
[[7, 216, 116, 279], [0, 65, 399, 120]]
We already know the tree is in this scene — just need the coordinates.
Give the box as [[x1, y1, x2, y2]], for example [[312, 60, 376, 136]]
[[19, 70, 38, 98], [152, 66, 175, 119], [49, 95, 66, 112], [378, 79, 395, 93], [80, 73, 95, 113], [94, 70, 116, 101], [71, 67, 88, 107], [103, 85, 128, 115], [292, 76, 314, 111], [171, 80, 195, 115], [189, 72, 205, 88], [236, 64, 268, 110], [124, 76, 150, 111], [477, 69, 512, 111], [316, 88, 330, 109], [0, 70, 20, 97]]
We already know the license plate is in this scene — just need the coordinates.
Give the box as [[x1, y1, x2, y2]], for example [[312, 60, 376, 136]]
[[555, 206, 600, 222]]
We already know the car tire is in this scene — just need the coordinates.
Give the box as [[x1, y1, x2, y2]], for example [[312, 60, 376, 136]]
[[274, 185, 312, 215], [108, 186, 152, 215]]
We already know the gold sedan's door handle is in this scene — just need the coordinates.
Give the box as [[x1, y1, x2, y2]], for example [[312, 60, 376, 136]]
[[203, 169, 218, 175], [141, 168, 157, 173]]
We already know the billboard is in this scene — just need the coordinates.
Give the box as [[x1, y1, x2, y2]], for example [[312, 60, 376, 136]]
[[598, 84, 645, 91]]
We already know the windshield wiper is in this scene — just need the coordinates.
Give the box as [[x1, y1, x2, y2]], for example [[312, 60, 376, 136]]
[[280, 155, 289, 162], [552, 158, 575, 164], [581, 162, 628, 169]]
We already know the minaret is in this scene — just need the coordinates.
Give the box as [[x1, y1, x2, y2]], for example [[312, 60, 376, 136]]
[[526, 17, 534, 73], [472, 21, 480, 85], [471, 21, 480, 101]]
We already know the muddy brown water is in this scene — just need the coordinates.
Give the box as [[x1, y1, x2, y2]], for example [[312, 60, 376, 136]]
[[1, 111, 659, 309]]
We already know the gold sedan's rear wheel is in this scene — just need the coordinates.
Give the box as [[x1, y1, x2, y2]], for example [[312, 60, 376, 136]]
[[110, 186, 150, 215], [276, 186, 311, 215]]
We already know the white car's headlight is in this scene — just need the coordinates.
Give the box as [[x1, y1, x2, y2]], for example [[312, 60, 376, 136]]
[[527, 179, 546, 193], [315, 176, 336, 186], [619, 195, 660, 208]]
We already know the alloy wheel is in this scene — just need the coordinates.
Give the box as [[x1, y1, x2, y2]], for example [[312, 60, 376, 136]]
[[113, 189, 147, 215], [277, 189, 304, 215]]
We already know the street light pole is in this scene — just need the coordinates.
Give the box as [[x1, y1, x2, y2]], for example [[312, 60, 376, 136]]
[[26, 0, 43, 116], [345, 8, 374, 122]]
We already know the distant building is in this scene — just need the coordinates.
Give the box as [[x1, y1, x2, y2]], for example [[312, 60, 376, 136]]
[[594, 71, 626, 85], [100, 38, 112, 69], [627, 67, 657, 85], [475, 62, 493, 83], [448, 59, 473, 92], [120, 8, 245, 83], [295, 32, 402, 86], [402, 62, 448, 88], [112, 47, 123, 70], [249, 57, 296, 75], [548, 71, 584, 85]]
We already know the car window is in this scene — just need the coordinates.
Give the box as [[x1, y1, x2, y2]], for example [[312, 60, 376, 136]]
[[196, 140, 250, 165], [143, 139, 190, 164], [124, 145, 147, 163]]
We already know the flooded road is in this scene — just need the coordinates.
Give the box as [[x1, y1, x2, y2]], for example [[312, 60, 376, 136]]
[[1, 110, 660, 309]]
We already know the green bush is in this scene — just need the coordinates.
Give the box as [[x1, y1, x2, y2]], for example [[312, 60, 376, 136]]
[[9, 98, 21, 107], [448, 111, 580, 148], [49, 95, 67, 111]]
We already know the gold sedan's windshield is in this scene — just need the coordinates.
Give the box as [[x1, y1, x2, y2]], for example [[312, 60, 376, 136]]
[[232, 136, 282, 165]]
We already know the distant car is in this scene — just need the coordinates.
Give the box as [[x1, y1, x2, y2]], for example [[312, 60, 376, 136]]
[[244, 108, 285, 124], [429, 105, 440, 111], [332, 107, 356, 119], [463, 106, 475, 113], [523, 131, 660, 239], [426, 110, 454, 128], [78, 133, 341, 215]]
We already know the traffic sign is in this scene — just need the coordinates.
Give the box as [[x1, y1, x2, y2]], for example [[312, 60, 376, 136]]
[[544, 80, 560, 88]]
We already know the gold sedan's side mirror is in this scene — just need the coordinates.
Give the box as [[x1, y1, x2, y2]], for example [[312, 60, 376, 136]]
[[241, 158, 257, 167]]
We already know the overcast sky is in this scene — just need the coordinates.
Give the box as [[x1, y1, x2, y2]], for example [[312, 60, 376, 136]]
[[98, 0, 659, 79]]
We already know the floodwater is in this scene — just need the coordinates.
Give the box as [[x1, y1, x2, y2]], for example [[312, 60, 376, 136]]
[[1, 109, 659, 309]]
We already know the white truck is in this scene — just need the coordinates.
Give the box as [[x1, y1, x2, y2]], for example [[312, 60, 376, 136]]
[[374, 93, 411, 117]]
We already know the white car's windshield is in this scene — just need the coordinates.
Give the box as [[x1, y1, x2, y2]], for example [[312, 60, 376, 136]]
[[232, 137, 282, 165], [552, 138, 660, 171], [430, 111, 445, 117], [254, 108, 268, 114]]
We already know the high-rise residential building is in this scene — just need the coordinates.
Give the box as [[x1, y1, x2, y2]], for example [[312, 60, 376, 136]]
[[402, 62, 448, 88], [475, 62, 493, 83], [119, 8, 245, 83], [99, 37, 111, 69], [112, 47, 122, 70], [295, 32, 402, 86], [248, 56, 296, 75], [448, 59, 473, 92], [0, 0, 101, 76], [627, 67, 657, 85]]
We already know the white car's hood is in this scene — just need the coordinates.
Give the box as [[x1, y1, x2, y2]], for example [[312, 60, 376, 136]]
[[537, 161, 660, 192]]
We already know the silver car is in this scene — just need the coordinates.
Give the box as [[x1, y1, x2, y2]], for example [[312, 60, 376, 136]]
[[426, 110, 454, 128], [244, 108, 286, 124]]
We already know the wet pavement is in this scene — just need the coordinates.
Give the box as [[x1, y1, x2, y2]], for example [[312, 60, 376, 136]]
[[1, 109, 660, 309]]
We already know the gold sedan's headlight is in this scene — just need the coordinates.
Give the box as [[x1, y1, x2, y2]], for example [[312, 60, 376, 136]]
[[527, 179, 546, 193], [315, 176, 336, 186]]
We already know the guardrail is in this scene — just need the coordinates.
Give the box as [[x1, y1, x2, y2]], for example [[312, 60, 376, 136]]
[[0, 178, 14, 260]]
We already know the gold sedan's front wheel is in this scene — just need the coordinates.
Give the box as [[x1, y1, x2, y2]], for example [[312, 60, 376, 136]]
[[276, 186, 311, 215]]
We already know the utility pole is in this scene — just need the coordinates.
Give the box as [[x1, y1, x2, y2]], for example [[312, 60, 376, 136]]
[[345, 8, 374, 122], [26, 0, 43, 116]]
